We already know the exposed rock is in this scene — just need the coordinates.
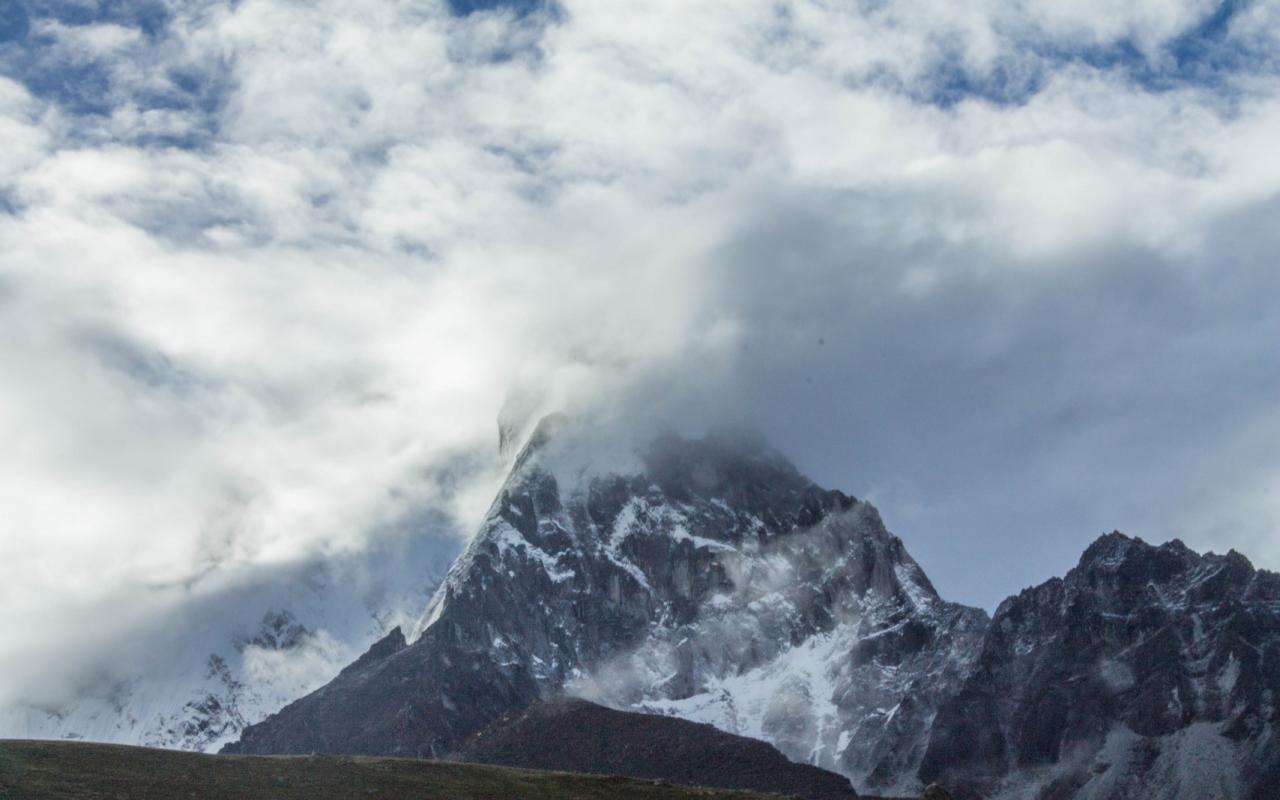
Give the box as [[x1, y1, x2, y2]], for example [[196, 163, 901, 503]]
[[921, 533, 1280, 799]]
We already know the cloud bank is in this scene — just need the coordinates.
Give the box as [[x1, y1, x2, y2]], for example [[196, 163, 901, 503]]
[[1, 0, 1279, 706]]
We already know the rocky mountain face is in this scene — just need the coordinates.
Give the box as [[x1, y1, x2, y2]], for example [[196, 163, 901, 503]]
[[227, 421, 987, 797], [226, 421, 1280, 799], [921, 533, 1280, 800], [457, 697, 859, 799]]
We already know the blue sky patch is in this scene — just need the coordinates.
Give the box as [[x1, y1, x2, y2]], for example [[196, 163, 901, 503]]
[[446, 0, 548, 17], [1, 0, 232, 147], [22, 0, 170, 37], [907, 0, 1271, 108]]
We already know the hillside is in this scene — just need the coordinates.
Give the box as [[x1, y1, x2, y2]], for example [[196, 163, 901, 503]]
[[457, 698, 858, 799], [0, 740, 793, 800]]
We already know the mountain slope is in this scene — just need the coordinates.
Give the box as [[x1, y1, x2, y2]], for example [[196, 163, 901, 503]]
[[920, 533, 1280, 800], [227, 422, 987, 796], [456, 697, 859, 799]]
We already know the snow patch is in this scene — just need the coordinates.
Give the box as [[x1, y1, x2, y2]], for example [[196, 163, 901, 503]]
[[492, 523, 575, 583], [1217, 654, 1240, 697]]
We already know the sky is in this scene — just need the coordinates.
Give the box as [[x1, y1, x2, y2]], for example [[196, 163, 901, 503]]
[[2, 0, 1279, 706]]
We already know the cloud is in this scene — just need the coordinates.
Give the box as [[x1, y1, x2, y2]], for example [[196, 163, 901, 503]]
[[0, 0, 1279, 711]]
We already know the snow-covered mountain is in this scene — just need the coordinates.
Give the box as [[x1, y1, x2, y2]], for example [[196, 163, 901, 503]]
[[0, 522, 459, 752], [227, 419, 989, 796], [922, 533, 1280, 800], [227, 419, 1280, 798], [27, 409, 1254, 799]]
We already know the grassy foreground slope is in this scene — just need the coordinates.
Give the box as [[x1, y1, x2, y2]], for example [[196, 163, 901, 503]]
[[0, 740, 787, 800]]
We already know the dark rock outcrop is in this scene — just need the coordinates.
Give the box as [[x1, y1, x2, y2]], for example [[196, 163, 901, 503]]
[[921, 533, 1280, 799], [456, 697, 859, 799]]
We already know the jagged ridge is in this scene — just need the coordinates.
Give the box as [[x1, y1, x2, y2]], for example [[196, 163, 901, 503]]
[[922, 533, 1280, 800]]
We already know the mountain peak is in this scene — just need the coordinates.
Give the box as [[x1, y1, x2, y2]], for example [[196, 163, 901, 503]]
[[1077, 530, 1144, 566], [227, 426, 986, 796]]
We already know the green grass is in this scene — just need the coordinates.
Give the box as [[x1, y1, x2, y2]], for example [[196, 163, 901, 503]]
[[0, 740, 793, 800]]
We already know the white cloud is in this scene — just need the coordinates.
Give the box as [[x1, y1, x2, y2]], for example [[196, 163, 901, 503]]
[[1010, 0, 1219, 53], [35, 20, 145, 57], [0, 79, 46, 183], [1, 0, 1279, 709]]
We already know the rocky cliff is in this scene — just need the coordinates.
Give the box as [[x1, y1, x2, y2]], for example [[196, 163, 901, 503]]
[[922, 533, 1280, 800]]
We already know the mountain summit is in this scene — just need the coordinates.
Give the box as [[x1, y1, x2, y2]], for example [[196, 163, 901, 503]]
[[227, 422, 987, 796]]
